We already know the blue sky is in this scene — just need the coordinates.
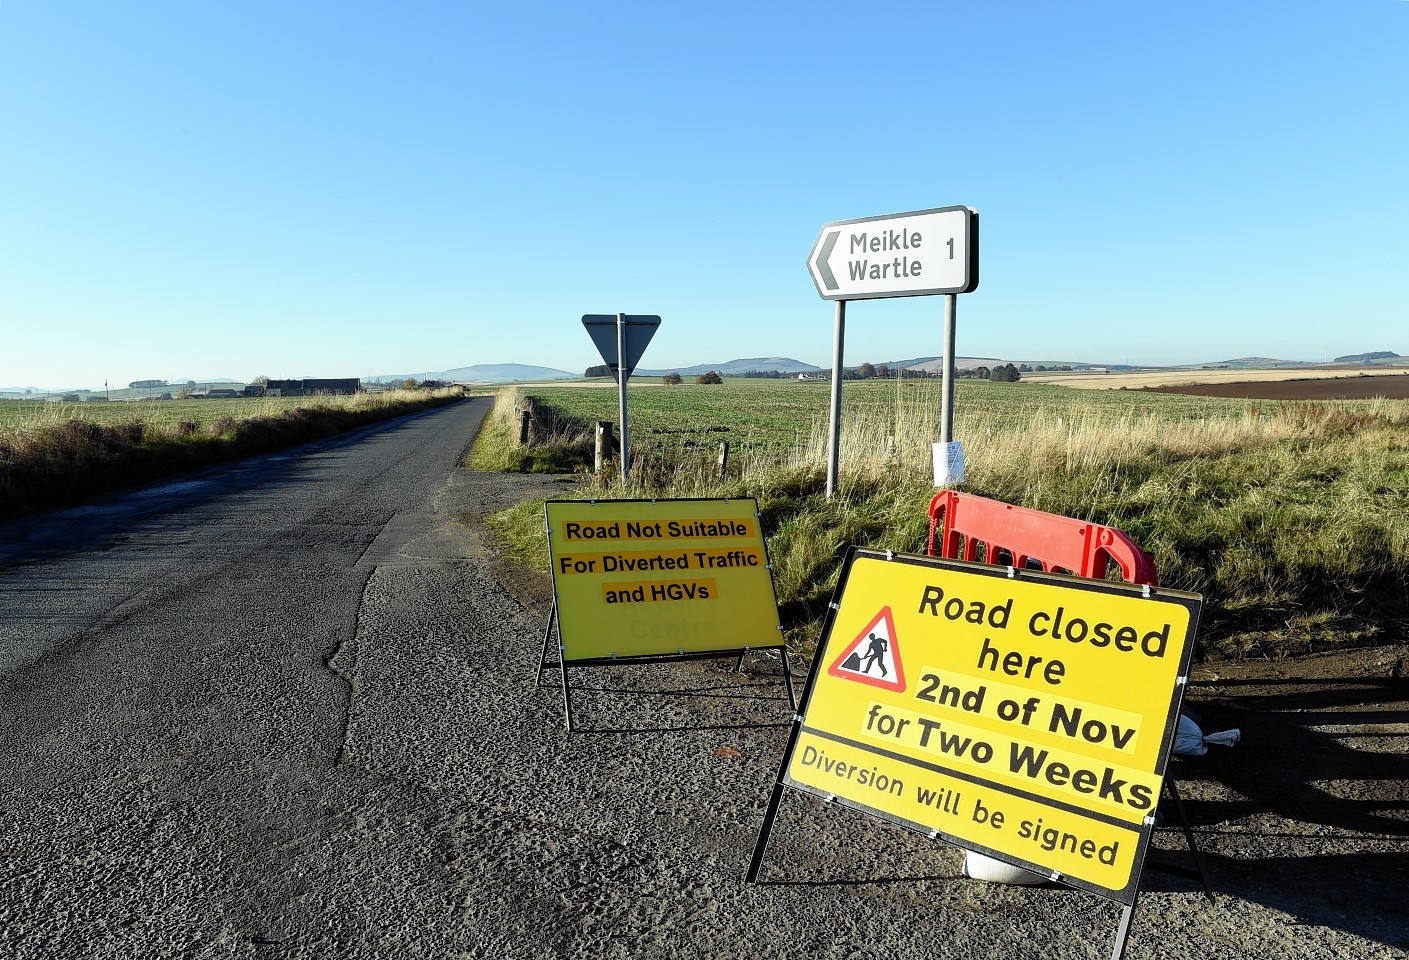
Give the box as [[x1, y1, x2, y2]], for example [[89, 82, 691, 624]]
[[2, 1, 1405, 390]]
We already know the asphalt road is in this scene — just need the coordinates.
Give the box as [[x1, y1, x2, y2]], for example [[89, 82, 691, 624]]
[[2, 397, 1405, 959]]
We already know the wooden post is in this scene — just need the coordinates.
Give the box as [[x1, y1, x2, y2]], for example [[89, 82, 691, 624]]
[[596, 421, 614, 475], [717, 440, 730, 475], [519, 410, 531, 445]]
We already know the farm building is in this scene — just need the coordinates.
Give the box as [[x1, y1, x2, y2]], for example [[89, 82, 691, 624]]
[[263, 378, 362, 397]]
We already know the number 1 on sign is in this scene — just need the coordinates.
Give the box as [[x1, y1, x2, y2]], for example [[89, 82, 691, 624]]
[[946, 238, 954, 259]]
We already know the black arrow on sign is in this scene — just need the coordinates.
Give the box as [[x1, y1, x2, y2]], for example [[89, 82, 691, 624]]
[[813, 229, 840, 290]]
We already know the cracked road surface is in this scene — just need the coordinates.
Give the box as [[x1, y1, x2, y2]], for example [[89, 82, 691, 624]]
[[0, 398, 565, 957], [3, 397, 1407, 959]]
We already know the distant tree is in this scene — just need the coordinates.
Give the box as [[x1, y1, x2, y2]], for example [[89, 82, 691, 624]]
[[251, 375, 269, 386], [585, 364, 611, 378], [402, 378, 418, 389], [974, 366, 991, 380], [662, 372, 683, 386], [857, 362, 876, 379], [695, 370, 723, 385], [991, 363, 1021, 382], [876, 364, 890, 379]]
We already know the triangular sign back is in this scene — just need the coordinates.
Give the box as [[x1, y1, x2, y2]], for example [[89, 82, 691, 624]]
[[582, 314, 661, 373]]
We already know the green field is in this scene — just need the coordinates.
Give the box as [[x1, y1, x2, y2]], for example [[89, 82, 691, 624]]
[[519, 378, 1259, 460], [485, 379, 1409, 659]]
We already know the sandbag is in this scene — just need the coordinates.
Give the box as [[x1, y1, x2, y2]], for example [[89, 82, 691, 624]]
[[1174, 713, 1208, 756], [962, 850, 1047, 885], [1174, 712, 1241, 757]]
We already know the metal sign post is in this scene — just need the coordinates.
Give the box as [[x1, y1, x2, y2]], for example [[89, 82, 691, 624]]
[[940, 293, 957, 446], [616, 314, 629, 481], [582, 314, 661, 488], [825, 300, 846, 499], [539, 497, 795, 731], [807, 207, 978, 499]]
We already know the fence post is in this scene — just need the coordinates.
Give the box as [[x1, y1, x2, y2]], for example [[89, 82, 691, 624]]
[[519, 410, 532, 445], [596, 421, 614, 475], [717, 440, 730, 475]]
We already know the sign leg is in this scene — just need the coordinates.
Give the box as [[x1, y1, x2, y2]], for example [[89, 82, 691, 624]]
[[1166, 776, 1215, 904], [559, 645, 575, 732], [535, 599, 558, 686], [780, 647, 797, 712], [745, 777, 788, 884], [1112, 897, 1139, 960]]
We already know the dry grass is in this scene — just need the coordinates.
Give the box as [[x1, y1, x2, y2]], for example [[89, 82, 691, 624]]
[[0, 389, 464, 519], [484, 380, 1409, 659]]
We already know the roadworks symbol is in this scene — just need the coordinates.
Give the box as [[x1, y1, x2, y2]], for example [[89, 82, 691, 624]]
[[827, 606, 906, 692]]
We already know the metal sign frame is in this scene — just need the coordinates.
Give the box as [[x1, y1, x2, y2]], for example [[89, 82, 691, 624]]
[[538, 497, 796, 730], [748, 547, 1204, 960]]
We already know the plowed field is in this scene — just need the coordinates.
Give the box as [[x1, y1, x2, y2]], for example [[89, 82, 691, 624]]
[[1148, 374, 1409, 400]]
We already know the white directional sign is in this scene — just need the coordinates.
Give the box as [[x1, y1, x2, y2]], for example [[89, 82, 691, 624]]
[[807, 206, 978, 301]]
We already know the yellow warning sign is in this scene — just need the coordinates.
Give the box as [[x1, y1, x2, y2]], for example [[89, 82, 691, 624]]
[[785, 550, 1200, 903], [545, 498, 783, 661]]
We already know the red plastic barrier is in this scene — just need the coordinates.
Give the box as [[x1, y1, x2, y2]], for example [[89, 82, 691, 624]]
[[925, 490, 1158, 586]]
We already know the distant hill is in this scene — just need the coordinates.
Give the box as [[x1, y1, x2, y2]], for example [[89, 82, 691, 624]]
[[887, 356, 1002, 374], [638, 357, 821, 377], [1333, 351, 1401, 364], [380, 363, 576, 383], [1213, 357, 1313, 369]]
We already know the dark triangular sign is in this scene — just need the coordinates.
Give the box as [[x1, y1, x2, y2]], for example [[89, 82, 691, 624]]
[[827, 606, 906, 692], [582, 314, 661, 374]]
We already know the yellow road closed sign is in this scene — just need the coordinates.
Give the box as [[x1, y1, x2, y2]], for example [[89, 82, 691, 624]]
[[782, 549, 1200, 903], [545, 498, 783, 661]]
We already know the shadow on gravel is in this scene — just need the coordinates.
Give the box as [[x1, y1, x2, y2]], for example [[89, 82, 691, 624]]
[[1167, 669, 1409, 951], [578, 681, 791, 701], [576, 722, 794, 735], [1184, 675, 1409, 836], [1168, 848, 1408, 951], [754, 872, 956, 888]]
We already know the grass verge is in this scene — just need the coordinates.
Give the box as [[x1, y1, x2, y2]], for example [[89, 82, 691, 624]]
[[472, 382, 1409, 660]]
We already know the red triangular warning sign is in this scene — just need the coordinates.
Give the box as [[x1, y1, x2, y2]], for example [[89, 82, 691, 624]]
[[827, 606, 906, 692]]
